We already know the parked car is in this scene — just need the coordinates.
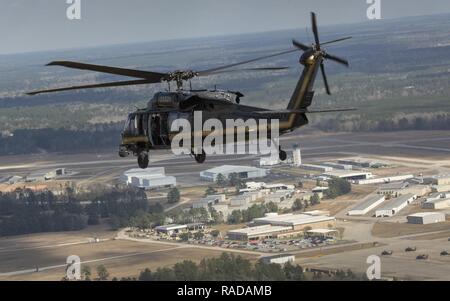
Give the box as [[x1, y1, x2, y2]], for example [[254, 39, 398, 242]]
[[416, 254, 429, 260], [381, 250, 393, 256]]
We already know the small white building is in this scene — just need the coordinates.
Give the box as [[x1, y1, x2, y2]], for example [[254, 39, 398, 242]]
[[259, 156, 280, 166], [375, 193, 416, 217], [407, 212, 446, 225], [260, 254, 295, 265]]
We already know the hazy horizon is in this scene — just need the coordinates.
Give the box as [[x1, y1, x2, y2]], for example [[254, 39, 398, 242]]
[[1, 0, 450, 55]]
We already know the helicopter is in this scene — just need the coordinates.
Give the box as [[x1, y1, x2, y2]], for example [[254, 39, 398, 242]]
[[28, 12, 354, 169]]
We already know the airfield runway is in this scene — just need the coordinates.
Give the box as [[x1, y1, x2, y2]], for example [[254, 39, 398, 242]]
[[0, 130, 449, 188]]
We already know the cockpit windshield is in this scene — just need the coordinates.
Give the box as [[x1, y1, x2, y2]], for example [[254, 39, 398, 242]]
[[123, 113, 145, 136]]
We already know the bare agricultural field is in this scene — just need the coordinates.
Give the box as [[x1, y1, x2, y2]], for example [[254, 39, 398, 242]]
[[371, 221, 450, 238], [0, 236, 257, 281]]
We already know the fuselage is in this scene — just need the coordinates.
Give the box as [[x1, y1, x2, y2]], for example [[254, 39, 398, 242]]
[[120, 50, 323, 155]]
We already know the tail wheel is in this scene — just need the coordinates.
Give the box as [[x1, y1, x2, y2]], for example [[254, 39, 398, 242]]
[[194, 150, 206, 164], [137, 152, 149, 169], [279, 149, 287, 161]]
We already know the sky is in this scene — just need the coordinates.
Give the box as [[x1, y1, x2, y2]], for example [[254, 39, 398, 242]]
[[1, 0, 450, 54]]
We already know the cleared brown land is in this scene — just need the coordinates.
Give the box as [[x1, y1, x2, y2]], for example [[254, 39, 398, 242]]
[[294, 242, 382, 259], [372, 221, 450, 238], [0, 238, 258, 281], [408, 230, 450, 241]]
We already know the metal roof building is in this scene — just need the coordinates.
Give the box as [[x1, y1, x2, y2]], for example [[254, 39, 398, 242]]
[[227, 225, 292, 240], [200, 165, 268, 182], [322, 170, 373, 181], [260, 254, 296, 265], [375, 193, 416, 217], [407, 212, 446, 224], [253, 213, 336, 230], [347, 194, 386, 216], [422, 198, 450, 210]]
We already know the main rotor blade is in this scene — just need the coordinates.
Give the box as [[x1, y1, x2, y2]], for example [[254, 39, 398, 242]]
[[321, 36, 352, 46], [311, 12, 321, 49], [26, 79, 154, 95], [323, 53, 349, 67], [254, 108, 357, 114], [320, 63, 331, 95], [46, 61, 167, 80], [208, 67, 289, 75], [198, 48, 299, 75], [292, 39, 311, 51]]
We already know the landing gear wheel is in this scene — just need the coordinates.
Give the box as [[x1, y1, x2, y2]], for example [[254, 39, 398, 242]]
[[194, 150, 206, 164], [279, 149, 287, 161], [137, 152, 149, 169]]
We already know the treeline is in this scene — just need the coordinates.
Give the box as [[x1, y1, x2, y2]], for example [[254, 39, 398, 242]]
[[135, 253, 367, 281], [314, 113, 450, 133], [227, 203, 278, 224], [0, 123, 122, 155], [325, 178, 352, 199], [0, 186, 149, 236]]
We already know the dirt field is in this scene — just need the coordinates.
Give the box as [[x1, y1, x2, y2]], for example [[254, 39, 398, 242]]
[[372, 221, 450, 238], [0, 225, 261, 281]]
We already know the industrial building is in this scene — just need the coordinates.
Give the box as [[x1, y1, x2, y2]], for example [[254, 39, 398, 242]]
[[228, 213, 336, 240], [260, 254, 295, 265], [356, 174, 414, 185], [200, 165, 268, 182], [227, 225, 292, 240], [422, 197, 450, 210], [120, 167, 176, 189], [300, 164, 333, 172], [337, 159, 371, 168], [399, 185, 431, 197], [26, 168, 66, 182], [321, 162, 353, 170], [377, 182, 409, 196], [322, 170, 373, 181], [192, 194, 226, 209], [259, 156, 280, 166], [423, 174, 450, 186], [347, 194, 386, 216], [423, 175, 450, 192], [375, 193, 416, 217], [407, 212, 446, 225], [154, 224, 187, 235], [306, 229, 338, 238], [253, 213, 336, 230]]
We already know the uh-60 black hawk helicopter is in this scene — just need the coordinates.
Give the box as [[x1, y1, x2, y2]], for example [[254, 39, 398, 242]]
[[28, 12, 354, 169]]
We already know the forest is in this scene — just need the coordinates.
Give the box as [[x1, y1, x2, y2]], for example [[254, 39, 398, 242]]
[[0, 186, 151, 236]]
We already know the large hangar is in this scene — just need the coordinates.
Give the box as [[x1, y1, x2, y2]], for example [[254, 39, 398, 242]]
[[120, 167, 176, 189]]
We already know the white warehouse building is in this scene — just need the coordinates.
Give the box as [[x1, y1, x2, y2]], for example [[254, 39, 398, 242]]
[[200, 165, 268, 182], [347, 194, 386, 216], [407, 212, 446, 225], [375, 193, 416, 217], [120, 167, 176, 189]]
